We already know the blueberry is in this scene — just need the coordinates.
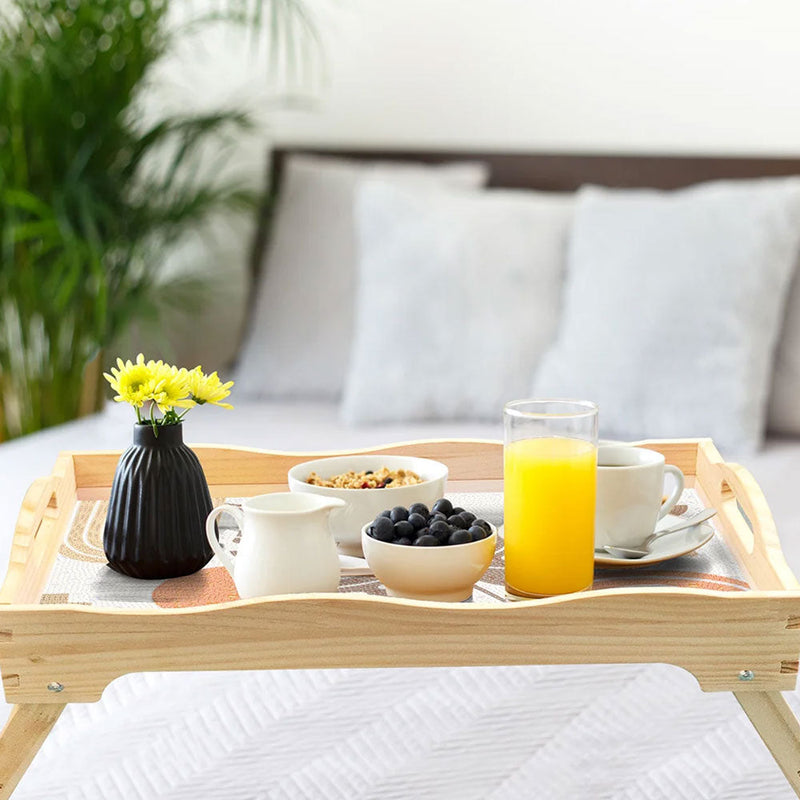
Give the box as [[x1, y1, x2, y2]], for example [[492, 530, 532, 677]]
[[379, 509, 392, 519], [433, 526, 451, 544], [383, 477, 394, 485], [415, 534, 439, 547], [452, 507, 465, 515], [372, 516, 395, 542], [395, 537, 413, 546], [408, 512, 427, 530], [432, 498, 453, 517], [409, 502, 429, 517], [393, 520, 415, 539], [469, 525, 488, 541], [365, 470, 374, 475], [473, 519, 491, 533], [460, 511, 476, 525], [447, 515, 467, 529], [449, 529, 473, 545], [429, 512, 447, 523], [416, 527, 430, 539], [390, 506, 409, 523], [429, 519, 450, 536]]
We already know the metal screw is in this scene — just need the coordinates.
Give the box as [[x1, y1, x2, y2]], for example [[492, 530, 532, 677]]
[[47, 681, 64, 693], [738, 669, 755, 682]]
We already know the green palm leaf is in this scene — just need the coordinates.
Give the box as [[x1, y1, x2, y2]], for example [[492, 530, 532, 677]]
[[0, 0, 319, 439]]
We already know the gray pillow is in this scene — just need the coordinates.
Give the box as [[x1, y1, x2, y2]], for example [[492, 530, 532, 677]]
[[532, 180, 800, 454], [341, 180, 574, 424], [768, 268, 800, 433], [234, 154, 488, 400]]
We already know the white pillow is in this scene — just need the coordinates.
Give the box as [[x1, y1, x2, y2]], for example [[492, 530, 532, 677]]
[[532, 180, 800, 454], [234, 154, 489, 400], [340, 180, 574, 424]]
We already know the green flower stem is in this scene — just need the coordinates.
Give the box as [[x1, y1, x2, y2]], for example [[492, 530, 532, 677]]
[[149, 400, 159, 437]]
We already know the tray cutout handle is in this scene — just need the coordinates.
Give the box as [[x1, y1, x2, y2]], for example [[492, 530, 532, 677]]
[[713, 462, 799, 591], [15, 478, 56, 543]]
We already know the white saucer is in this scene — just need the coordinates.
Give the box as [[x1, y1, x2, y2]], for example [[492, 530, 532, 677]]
[[594, 514, 715, 568]]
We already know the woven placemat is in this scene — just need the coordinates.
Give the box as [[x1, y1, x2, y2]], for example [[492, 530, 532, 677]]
[[40, 490, 748, 608]]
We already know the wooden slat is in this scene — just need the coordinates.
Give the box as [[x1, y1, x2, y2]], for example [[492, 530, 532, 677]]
[[1, 589, 799, 703], [635, 438, 701, 476], [71, 438, 698, 490], [75, 479, 507, 504], [71, 439, 505, 489]]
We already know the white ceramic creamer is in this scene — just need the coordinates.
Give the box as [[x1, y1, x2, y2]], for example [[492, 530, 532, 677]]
[[205, 492, 345, 598]]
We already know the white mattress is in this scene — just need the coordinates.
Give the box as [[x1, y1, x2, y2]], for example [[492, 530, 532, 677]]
[[2, 402, 800, 799]]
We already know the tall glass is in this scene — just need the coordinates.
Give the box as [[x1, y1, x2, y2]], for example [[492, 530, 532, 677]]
[[504, 399, 598, 598]]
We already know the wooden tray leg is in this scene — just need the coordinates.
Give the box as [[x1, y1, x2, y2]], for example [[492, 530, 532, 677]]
[[735, 691, 800, 796], [0, 704, 65, 800]]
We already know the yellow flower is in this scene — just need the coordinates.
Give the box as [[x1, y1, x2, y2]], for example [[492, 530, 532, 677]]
[[103, 354, 193, 412], [149, 366, 193, 413], [105, 355, 233, 422], [186, 366, 234, 409], [103, 354, 154, 408]]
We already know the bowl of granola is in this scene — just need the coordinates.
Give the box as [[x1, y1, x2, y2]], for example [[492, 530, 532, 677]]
[[287, 455, 448, 556]]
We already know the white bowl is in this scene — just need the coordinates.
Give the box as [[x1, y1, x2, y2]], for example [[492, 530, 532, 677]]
[[361, 523, 497, 602], [287, 455, 448, 556]]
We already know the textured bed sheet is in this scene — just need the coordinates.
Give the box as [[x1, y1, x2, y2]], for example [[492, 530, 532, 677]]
[[1, 402, 799, 799]]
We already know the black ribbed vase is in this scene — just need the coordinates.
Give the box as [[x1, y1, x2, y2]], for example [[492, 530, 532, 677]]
[[103, 423, 213, 579]]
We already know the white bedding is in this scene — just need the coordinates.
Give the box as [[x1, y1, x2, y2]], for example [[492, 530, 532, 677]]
[[2, 403, 800, 799]]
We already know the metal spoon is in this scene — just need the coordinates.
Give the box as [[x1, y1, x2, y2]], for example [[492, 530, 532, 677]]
[[601, 508, 718, 560]]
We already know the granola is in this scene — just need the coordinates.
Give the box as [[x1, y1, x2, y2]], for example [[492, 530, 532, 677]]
[[305, 466, 423, 489]]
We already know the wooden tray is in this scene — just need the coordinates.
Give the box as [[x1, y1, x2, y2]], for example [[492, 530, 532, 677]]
[[1, 438, 800, 798]]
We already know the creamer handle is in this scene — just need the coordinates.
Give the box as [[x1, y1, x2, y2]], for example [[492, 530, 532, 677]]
[[205, 504, 242, 575]]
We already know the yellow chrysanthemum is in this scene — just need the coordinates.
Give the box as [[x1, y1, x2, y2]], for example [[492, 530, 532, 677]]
[[103, 354, 193, 412], [103, 354, 154, 408], [105, 355, 233, 423], [149, 366, 194, 413], [186, 366, 234, 409]]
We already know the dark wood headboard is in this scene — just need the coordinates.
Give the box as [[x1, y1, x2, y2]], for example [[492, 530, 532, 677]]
[[270, 147, 800, 190], [250, 147, 800, 285]]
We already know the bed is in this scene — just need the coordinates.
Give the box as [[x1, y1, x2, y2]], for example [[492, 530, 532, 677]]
[[3, 149, 800, 800]]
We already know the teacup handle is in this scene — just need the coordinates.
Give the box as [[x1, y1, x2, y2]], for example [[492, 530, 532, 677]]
[[205, 504, 243, 575], [658, 465, 685, 519]]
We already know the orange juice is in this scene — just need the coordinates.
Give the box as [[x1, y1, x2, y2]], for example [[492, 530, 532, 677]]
[[504, 436, 596, 597]]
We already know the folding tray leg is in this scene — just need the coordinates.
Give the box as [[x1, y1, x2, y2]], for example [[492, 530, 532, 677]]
[[735, 691, 800, 797], [0, 704, 65, 800]]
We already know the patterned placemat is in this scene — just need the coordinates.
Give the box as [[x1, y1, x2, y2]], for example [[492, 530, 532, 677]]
[[40, 490, 749, 608]]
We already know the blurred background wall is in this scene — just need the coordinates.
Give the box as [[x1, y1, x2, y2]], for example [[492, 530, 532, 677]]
[[165, 0, 800, 154], [135, 0, 800, 370]]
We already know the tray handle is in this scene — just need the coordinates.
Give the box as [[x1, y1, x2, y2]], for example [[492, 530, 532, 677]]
[[0, 477, 56, 603], [716, 462, 798, 590]]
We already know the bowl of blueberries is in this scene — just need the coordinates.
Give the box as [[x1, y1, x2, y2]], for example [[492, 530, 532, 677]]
[[361, 498, 497, 602]]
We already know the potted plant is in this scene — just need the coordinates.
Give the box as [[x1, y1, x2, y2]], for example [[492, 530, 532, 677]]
[[0, 0, 317, 441]]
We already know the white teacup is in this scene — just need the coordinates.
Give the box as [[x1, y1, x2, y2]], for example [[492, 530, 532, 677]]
[[595, 446, 685, 549]]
